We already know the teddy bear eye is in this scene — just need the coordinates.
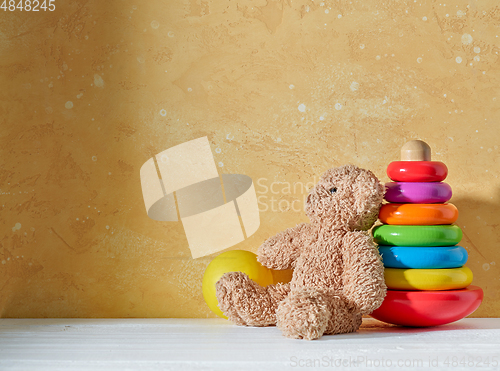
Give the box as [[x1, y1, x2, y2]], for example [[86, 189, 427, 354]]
[[329, 187, 337, 194]]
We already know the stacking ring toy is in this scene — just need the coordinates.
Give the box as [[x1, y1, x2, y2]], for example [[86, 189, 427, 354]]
[[378, 245, 468, 269], [370, 285, 484, 327], [373, 225, 462, 246], [379, 203, 458, 225], [385, 182, 452, 204], [387, 161, 448, 182], [384, 266, 473, 291]]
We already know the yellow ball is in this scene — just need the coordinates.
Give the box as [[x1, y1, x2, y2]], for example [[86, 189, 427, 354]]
[[202, 250, 274, 318], [272, 268, 293, 285]]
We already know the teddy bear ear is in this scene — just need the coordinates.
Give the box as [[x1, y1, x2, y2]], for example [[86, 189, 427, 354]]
[[378, 181, 386, 197], [305, 193, 314, 214], [354, 180, 383, 214]]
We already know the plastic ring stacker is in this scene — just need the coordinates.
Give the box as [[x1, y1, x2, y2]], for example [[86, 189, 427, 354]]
[[373, 224, 463, 246], [370, 285, 484, 327], [379, 203, 458, 225], [387, 161, 448, 182], [378, 245, 468, 269], [384, 266, 473, 291], [384, 182, 452, 204]]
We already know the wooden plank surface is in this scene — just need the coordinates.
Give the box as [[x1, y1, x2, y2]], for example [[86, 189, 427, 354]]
[[0, 318, 499, 370]]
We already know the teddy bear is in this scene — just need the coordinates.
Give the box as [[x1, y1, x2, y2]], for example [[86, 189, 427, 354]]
[[215, 164, 387, 340]]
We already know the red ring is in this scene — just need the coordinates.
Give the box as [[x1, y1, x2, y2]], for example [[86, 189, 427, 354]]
[[387, 161, 448, 182], [370, 286, 483, 327]]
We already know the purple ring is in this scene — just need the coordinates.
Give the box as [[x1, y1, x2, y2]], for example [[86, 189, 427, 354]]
[[385, 182, 452, 204]]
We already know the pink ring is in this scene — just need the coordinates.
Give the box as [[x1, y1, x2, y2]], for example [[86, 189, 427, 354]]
[[385, 182, 452, 204]]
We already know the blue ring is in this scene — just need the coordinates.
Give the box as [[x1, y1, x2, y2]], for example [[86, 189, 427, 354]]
[[378, 245, 468, 269]]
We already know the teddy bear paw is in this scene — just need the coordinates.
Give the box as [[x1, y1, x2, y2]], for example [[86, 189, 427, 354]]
[[324, 296, 363, 335], [276, 289, 330, 340], [215, 272, 250, 326], [216, 271, 277, 327]]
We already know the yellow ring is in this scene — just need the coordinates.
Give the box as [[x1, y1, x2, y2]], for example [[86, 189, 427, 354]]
[[384, 266, 473, 291]]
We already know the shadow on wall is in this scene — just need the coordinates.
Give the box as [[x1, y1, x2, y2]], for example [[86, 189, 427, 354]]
[[451, 190, 500, 316]]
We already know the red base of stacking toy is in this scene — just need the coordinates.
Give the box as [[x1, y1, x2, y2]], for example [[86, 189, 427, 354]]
[[370, 285, 483, 327]]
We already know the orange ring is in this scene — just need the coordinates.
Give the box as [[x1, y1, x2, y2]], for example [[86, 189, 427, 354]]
[[379, 203, 458, 225]]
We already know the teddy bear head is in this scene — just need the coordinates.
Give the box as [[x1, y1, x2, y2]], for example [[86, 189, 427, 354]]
[[305, 165, 385, 230]]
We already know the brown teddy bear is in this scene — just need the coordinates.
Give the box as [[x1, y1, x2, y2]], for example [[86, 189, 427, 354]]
[[215, 165, 387, 340]]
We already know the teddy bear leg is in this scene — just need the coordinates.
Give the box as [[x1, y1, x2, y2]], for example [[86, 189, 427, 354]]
[[216, 271, 290, 327], [324, 295, 363, 335], [276, 288, 331, 340]]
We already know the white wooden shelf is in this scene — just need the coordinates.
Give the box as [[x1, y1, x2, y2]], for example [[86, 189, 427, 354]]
[[1, 318, 499, 370]]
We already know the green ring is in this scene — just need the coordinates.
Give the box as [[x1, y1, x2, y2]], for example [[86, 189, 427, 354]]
[[373, 225, 463, 247]]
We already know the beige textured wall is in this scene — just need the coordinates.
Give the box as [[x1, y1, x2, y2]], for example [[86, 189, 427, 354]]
[[1, 0, 499, 318]]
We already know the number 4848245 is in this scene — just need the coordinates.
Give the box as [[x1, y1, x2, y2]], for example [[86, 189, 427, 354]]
[[1, 0, 55, 11]]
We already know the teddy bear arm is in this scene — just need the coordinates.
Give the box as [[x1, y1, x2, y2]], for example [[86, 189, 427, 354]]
[[341, 231, 387, 315], [257, 223, 311, 270]]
